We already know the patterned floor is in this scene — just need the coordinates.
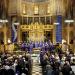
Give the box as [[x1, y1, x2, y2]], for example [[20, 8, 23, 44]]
[[32, 53, 42, 75]]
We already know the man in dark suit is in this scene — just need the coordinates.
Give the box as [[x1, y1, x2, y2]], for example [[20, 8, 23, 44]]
[[61, 61, 72, 75]]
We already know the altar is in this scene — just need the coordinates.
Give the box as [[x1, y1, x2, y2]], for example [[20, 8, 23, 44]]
[[33, 48, 41, 53], [20, 22, 53, 42]]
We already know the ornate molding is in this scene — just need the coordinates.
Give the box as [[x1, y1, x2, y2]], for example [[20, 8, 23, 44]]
[[21, 22, 53, 31]]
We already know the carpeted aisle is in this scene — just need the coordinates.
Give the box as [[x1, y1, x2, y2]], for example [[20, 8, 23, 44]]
[[31, 53, 42, 75]]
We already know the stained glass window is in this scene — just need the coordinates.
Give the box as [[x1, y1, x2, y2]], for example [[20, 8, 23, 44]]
[[47, 4, 50, 14], [34, 5, 39, 14], [22, 4, 26, 14]]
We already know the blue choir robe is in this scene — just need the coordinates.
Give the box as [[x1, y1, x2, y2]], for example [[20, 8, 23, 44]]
[[35, 42, 38, 48], [45, 42, 49, 51], [21, 43, 25, 50], [29, 43, 33, 52], [39, 42, 43, 48]]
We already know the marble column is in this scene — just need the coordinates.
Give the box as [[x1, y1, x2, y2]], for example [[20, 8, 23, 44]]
[[67, 23, 70, 45], [4, 24, 7, 44], [73, 22, 75, 52], [53, 25, 56, 44], [17, 25, 21, 43]]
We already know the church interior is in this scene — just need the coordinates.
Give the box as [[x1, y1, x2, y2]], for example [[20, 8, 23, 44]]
[[0, 0, 75, 75]]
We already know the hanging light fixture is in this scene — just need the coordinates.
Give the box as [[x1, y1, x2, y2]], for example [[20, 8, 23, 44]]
[[64, 19, 74, 23], [13, 22, 20, 26], [53, 22, 60, 25], [0, 19, 8, 23]]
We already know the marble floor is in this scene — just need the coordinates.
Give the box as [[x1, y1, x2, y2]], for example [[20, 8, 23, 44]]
[[31, 53, 42, 75]]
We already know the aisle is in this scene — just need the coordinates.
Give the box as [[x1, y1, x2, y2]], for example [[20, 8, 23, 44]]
[[31, 53, 42, 75]]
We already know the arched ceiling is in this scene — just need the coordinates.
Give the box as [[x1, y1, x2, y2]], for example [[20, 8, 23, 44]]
[[24, 0, 48, 3]]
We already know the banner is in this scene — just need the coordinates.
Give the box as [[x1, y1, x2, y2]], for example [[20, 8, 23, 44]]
[[11, 23, 17, 43], [56, 15, 62, 43]]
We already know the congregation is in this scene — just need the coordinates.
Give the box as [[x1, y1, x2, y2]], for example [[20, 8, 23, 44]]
[[0, 52, 32, 75], [0, 41, 75, 75]]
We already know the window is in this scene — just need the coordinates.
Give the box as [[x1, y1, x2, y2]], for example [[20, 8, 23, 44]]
[[23, 17, 27, 25], [28, 17, 33, 25], [34, 17, 39, 23], [47, 4, 50, 14], [46, 17, 50, 24], [22, 4, 26, 14], [40, 17, 45, 25], [34, 5, 39, 14]]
